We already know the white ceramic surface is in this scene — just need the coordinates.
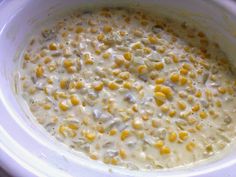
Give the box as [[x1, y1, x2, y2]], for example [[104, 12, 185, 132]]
[[1, 0, 236, 177]]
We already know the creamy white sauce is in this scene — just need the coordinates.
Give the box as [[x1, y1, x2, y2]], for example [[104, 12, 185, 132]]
[[17, 8, 236, 170]]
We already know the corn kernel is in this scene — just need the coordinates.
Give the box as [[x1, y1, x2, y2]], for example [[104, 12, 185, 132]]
[[192, 104, 200, 112], [49, 43, 57, 50], [70, 95, 80, 106], [154, 140, 164, 149], [154, 84, 162, 92], [169, 132, 177, 142], [182, 63, 192, 70], [195, 90, 202, 98], [170, 73, 179, 83], [109, 129, 117, 136], [137, 65, 148, 74], [143, 47, 151, 54], [108, 82, 119, 90], [132, 119, 143, 129], [179, 131, 188, 141], [172, 55, 179, 63], [160, 105, 169, 113], [118, 71, 130, 80], [85, 131, 96, 141], [76, 81, 84, 89], [218, 87, 226, 94], [60, 79, 68, 89], [36, 65, 44, 78], [132, 42, 142, 49], [154, 62, 164, 70], [44, 57, 52, 64], [59, 101, 69, 111], [186, 142, 196, 152], [68, 123, 79, 130], [103, 25, 112, 33], [169, 110, 176, 117], [155, 77, 165, 84], [75, 26, 84, 33], [199, 111, 207, 119], [160, 146, 171, 155], [43, 103, 51, 110], [102, 52, 111, 59], [179, 76, 188, 85], [123, 82, 132, 89], [177, 101, 186, 110], [89, 153, 98, 160], [97, 34, 105, 41], [120, 130, 130, 141], [93, 81, 104, 91], [119, 149, 127, 159], [215, 100, 222, 107], [64, 59, 73, 68], [161, 86, 173, 98], [148, 35, 158, 44], [123, 52, 132, 61], [180, 68, 188, 75], [154, 92, 166, 102]]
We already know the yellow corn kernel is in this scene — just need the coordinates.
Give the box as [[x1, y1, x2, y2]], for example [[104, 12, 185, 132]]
[[70, 95, 80, 106], [118, 71, 130, 80], [89, 153, 98, 160], [44, 57, 52, 64], [92, 81, 104, 91], [142, 114, 149, 121], [24, 53, 30, 61], [49, 43, 57, 50], [102, 52, 111, 59], [76, 81, 84, 89], [168, 132, 177, 142], [154, 140, 164, 149], [192, 104, 200, 112], [109, 129, 117, 136], [85, 131, 96, 141], [108, 82, 119, 90], [154, 62, 164, 70], [123, 82, 132, 89], [218, 87, 226, 94], [196, 123, 203, 131], [60, 79, 68, 89], [151, 119, 159, 128], [161, 86, 173, 98], [43, 103, 51, 110], [97, 33, 105, 41], [186, 142, 196, 152], [75, 26, 84, 33], [182, 63, 192, 70], [132, 42, 142, 50], [36, 65, 44, 78], [68, 123, 79, 130], [160, 146, 171, 155], [120, 130, 130, 141], [160, 105, 169, 113], [177, 101, 186, 110], [215, 100, 222, 107], [59, 101, 69, 111], [143, 47, 151, 54], [179, 76, 188, 85], [199, 111, 207, 119], [123, 52, 132, 61], [63, 59, 73, 68], [172, 55, 179, 63], [179, 131, 188, 141], [170, 73, 179, 83], [169, 110, 176, 117], [148, 35, 158, 44], [119, 149, 127, 159], [103, 25, 112, 33], [132, 119, 143, 129], [180, 68, 188, 75], [154, 84, 162, 92], [154, 92, 166, 102], [155, 77, 165, 84], [137, 65, 148, 74], [189, 72, 196, 79], [195, 90, 202, 98]]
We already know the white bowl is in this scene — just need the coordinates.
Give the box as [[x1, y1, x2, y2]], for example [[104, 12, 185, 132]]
[[1, 0, 236, 176]]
